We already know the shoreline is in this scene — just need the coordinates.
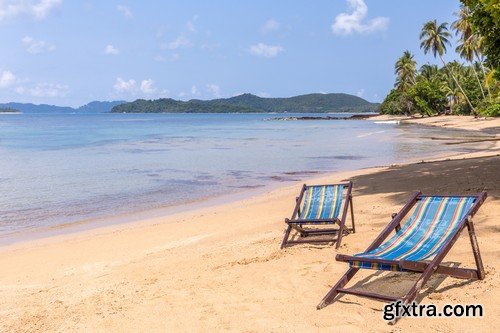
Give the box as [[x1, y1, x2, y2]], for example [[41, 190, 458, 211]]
[[1, 115, 498, 249], [2, 147, 497, 253], [370, 114, 500, 133], [1, 154, 498, 331]]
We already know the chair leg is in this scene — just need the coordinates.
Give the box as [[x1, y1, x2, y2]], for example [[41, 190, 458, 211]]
[[467, 219, 485, 280], [280, 224, 292, 249], [291, 224, 308, 237], [349, 195, 355, 233], [335, 223, 344, 249], [335, 197, 352, 248], [317, 267, 359, 309], [298, 224, 308, 237]]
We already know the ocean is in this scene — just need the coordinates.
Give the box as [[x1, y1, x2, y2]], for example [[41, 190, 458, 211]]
[[0, 113, 479, 239]]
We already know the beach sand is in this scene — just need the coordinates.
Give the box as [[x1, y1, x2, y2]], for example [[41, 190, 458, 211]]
[[0, 116, 499, 332], [371, 114, 500, 133]]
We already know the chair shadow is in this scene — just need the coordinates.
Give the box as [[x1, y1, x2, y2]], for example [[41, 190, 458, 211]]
[[348, 155, 499, 204], [285, 229, 338, 247], [334, 261, 476, 309]]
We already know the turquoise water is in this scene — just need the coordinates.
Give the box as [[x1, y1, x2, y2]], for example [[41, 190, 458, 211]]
[[0, 113, 476, 236]]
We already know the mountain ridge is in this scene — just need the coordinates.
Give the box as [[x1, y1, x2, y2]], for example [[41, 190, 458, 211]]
[[111, 93, 379, 113], [0, 101, 126, 113]]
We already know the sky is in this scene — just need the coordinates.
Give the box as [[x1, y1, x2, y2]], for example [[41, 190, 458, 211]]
[[0, 0, 464, 107]]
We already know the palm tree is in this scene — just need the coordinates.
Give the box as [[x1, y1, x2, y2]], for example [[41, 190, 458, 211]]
[[452, 5, 473, 40], [442, 79, 464, 109], [420, 20, 477, 116], [453, 6, 487, 100], [420, 64, 440, 80], [469, 35, 492, 101], [395, 50, 417, 92], [445, 62, 467, 107], [456, 34, 486, 98]]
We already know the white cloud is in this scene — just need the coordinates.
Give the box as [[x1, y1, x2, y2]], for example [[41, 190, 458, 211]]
[[19, 82, 69, 97], [21, 36, 55, 54], [356, 88, 365, 97], [161, 35, 191, 50], [331, 0, 389, 35], [112, 77, 168, 98], [32, 0, 60, 19], [140, 79, 156, 94], [257, 92, 270, 98], [206, 84, 221, 98], [250, 43, 284, 58], [116, 5, 132, 19], [0, 70, 16, 88], [0, 70, 69, 99], [261, 19, 280, 34], [104, 44, 120, 55], [0, 0, 61, 20], [113, 77, 137, 94], [191, 85, 199, 95]]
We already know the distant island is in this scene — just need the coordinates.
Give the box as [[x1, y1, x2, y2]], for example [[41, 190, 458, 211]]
[[111, 93, 379, 113], [0, 94, 380, 114], [0, 101, 126, 114], [0, 107, 21, 114]]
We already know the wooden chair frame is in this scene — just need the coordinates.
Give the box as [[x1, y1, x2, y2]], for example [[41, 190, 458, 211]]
[[281, 181, 355, 249], [316, 191, 487, 323]]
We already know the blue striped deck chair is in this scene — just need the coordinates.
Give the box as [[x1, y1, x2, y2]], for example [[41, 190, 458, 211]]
[[281, 181, 354, 249], [317, 191, 487, 323]]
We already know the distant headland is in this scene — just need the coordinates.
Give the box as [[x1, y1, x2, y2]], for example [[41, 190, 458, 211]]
[[111, 93, 379, 113], [0, 107, 22, 114], [0, 101, 126, 114], [0, 93, 379, 114]]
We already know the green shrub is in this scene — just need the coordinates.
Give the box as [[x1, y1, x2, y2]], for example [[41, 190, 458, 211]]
[[479, 103, 500, 117]]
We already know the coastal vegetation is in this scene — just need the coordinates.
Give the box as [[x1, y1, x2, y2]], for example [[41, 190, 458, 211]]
[[110, 93, 378, 113], [380, 0, 499, 117], [0, 107, 21, 113]]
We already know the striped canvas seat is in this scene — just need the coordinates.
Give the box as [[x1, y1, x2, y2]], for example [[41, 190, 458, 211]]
[[350, 196, 475, 271], [298, 185, 344, 221], [281, 182, 354, 249]]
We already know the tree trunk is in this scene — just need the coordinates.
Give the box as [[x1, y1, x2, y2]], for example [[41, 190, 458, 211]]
[[471, 62, 485, 99], [439, 55, 478, 117], [477, 58, 492, 101]]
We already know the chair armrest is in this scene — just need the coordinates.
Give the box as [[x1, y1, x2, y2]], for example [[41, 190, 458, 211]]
[[392, 213, 401, 232]]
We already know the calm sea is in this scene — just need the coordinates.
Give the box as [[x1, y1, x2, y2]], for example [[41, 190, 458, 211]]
[[0, 113, 478, 238]]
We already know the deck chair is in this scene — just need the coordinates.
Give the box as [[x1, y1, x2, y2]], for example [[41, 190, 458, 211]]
[[317, 191, 487, 322], [281, 181, 354, 249]]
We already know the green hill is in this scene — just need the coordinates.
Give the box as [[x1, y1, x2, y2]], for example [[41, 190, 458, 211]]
[[111, 93, 379, 113]]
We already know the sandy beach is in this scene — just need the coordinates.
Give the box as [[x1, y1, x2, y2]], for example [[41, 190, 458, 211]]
[[1, 116, 499, 332], [371, 114, 500, 133]]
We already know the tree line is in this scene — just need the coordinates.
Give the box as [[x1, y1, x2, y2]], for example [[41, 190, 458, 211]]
[[380, 0, 499, 117]]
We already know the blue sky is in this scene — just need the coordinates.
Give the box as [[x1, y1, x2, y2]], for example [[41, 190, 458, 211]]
[[0, 0, 463, 107]]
